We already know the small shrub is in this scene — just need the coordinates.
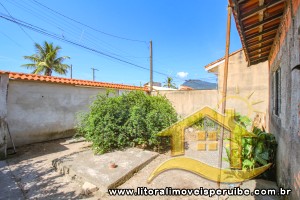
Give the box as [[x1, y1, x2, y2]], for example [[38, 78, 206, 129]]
[[76, 90, 178, 154], [224, 113, 277, 181]]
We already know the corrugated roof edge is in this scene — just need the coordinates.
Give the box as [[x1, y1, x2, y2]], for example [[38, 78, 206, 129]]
[[203, 48, 243, 69], [0, 70, 148, 91]]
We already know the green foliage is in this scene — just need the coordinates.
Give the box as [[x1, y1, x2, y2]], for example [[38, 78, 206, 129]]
[[234, 113, 252, 129], [76, 90, 178, 154], [225, 114, 277, 180], [163, 77, 177, 89], [193, 118, 217, 130], [22, 41, 70, 76]]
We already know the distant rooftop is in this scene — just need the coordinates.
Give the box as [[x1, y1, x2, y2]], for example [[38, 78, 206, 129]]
[[180, 79, 217, 90], [143, 82, 162, 87], [204, 49, 243, 71]]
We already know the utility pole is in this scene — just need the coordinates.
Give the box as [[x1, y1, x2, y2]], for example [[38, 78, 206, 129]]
[[91, 67, 99, 81], [149, 40, 153, 93], [217, 5, 232, 188], [70, 64, 72, 79]]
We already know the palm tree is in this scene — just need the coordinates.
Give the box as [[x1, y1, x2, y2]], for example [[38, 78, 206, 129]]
[[22, 41, 70, 76], [163, 77, 177, 89]]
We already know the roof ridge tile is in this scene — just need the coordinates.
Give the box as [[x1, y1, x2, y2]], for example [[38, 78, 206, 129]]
[[0, 70, 147, 91]]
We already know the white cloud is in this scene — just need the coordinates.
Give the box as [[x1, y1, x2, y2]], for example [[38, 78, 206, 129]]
[[176, 71, 188, 79]]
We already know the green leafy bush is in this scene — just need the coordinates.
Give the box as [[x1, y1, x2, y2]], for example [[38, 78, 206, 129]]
[[245, 127, 277, 180], [225, 114, 277, 181], [76, 90, 178, 154]]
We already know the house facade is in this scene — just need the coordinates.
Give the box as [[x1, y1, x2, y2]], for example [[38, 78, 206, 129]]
[[204, 49, 270, 130], [268, 1, 300, 198], [229, 0, 300, 199]]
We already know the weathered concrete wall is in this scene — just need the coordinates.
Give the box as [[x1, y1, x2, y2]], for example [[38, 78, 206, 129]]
[[158, 51, 269, 123], [6, 80, 116, 147], [153, 90, 218, 117], [217, 51, 269, 129], [0, 74, 9, 159], [269, 2, 300, 199]]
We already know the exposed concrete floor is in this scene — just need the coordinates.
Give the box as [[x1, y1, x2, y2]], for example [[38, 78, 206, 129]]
[[0, 161, 24, 200], [53, 149, 159, 194], [3, 138, 282, 200], [5, 139, 91, 199]]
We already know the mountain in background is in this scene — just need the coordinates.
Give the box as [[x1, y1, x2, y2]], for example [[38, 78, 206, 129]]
[[180, 79, 217, 90]]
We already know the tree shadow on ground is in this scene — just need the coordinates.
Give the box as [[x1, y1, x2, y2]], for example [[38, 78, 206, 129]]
[[4, 138, 92, 199], [6, 138, 72, 162]]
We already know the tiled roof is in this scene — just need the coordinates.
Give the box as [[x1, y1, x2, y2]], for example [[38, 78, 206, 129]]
[[204, 49, 243, 69], [0, 70, 147, 91], [229, 0, 286, 66]]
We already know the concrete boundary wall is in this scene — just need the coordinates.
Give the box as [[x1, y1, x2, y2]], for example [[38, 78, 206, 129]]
[[153, 90, 218, 118], [3, 78, 219, 149], [0, 74, 9, 159], [6, 80, 119, 147]]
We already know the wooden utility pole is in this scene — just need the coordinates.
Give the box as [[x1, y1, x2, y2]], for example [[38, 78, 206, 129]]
[[70, 65, 73, 79], [217, 4, 232, 188], [221, 6, 231, 114], [91, 67, 99, 81], [149, 40, 153, 93]]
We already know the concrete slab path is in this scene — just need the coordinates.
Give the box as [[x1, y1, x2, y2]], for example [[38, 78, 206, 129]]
[[5, 139, 91, 199], [53, 148, 159, 194], [3, 138, 284, 200], [0, 160, 24, 200]]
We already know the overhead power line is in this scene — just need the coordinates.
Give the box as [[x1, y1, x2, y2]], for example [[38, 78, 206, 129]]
[[31, 0, 147, 43], [6, 0, 133, 60], [0, 2, 35, 42], [0, 30, 26, 50], [0, 13, 170, 77], [6, 0, 149, 64]]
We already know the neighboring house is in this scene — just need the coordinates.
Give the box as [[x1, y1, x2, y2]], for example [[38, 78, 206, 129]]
[[229, 1, 300, 199], [179, 79, 217, 90], [144, 82, 177, 91], [204, 49, 269, 130], [143, 82, 162, 87], [151, 86, 177, 91]]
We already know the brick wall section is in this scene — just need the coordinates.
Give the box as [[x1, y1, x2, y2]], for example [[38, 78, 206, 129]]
[[269, 2, 291, 66], [269, 1, 300, 199]]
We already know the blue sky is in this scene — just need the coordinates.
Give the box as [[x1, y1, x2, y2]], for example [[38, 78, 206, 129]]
[[0, 0, 242, 86]]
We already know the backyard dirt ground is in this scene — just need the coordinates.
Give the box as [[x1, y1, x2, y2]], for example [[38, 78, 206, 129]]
[[4, 138, 279, 200]]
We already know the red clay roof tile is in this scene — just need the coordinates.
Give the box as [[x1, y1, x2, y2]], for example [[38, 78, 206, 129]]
[[0, 70, 147, 91]]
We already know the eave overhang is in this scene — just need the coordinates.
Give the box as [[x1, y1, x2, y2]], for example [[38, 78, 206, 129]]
[[229, 0, 287, 66]]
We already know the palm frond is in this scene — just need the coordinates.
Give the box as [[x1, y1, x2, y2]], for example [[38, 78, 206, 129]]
[[23, 41, 70, 76], [35, 43, 45, 58], [54, 56, 70, 64], [32, 66, 45, 75], [53, 64, 70, 74], [23, 55, 40, 62], [21, 63, 38, 68]]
